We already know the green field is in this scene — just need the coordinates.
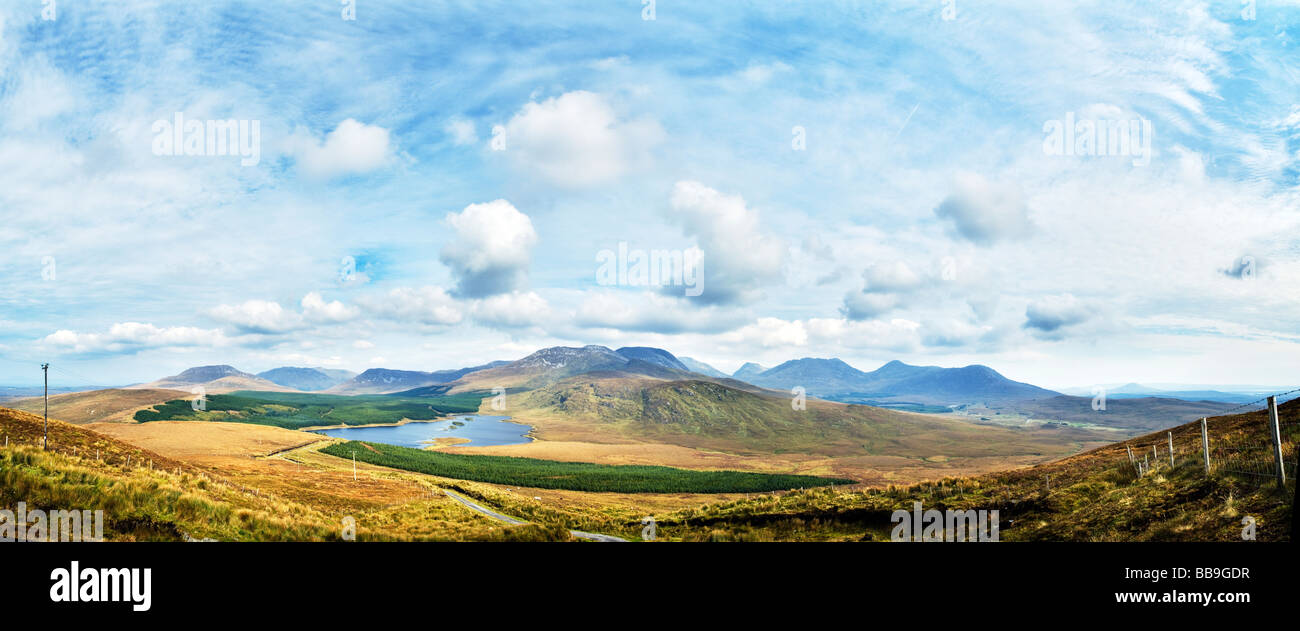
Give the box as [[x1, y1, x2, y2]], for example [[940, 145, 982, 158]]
[[322, 440, 854, 493], [132, 390, 486, 430]]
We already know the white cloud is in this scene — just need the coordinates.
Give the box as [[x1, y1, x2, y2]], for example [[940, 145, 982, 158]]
[[841, 292, 899, 320], [301, 292, 359, 323], [721, 317, 808, 348], [445, 118, 477, 146], [934, 172, 1032, 245], [209, 300, 303, 334], [861, 261, 924, 293], [921, 318, 992, 348], [841, 261, 929, 320], [501, 90, 662, 188], [289, 118, 391, 179], [735, 61, 791, 84], [41, 323, 228, 355], [440, 199, 538, 298], [471, 291, 551, 329], [573, 291, 745, 334], [666, 181, 786, 305], [719, 316, 922, 353], [804, 318, 921, 352], [1023, 294, 1094, 339], [359, 286, 464, 326]]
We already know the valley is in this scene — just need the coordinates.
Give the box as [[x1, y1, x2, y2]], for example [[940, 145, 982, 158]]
[[1, 344, 1292, 542]]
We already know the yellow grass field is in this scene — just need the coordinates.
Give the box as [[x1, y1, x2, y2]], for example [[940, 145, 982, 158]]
[[77, 417, 730, 535]]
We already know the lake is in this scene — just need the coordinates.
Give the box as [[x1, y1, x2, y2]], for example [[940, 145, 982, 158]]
[[309, 415, 532, 448]]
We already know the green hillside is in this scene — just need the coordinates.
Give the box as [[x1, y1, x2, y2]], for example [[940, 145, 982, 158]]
[[521, 376, 1104, 459], [321, 440, 853, 493], [132, 390, 486, 430]]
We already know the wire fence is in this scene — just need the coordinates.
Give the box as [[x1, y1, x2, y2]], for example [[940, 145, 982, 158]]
[[1120, 389, 1299, 498]]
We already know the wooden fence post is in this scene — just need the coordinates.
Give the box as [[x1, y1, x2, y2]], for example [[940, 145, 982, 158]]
[[1267, 396, 1286, 487], [1200, 418, 1210, 474], [1167, 432, 1175, 468], [1152, 445, 1158, 470]]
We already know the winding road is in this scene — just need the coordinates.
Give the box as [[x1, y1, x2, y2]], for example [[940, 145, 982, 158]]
[[443, 489, 626, 542]]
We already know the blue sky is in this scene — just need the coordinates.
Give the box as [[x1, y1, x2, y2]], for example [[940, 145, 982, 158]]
[[0, 0, 1297, 388]]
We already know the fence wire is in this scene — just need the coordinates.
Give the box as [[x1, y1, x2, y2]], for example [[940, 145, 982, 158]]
[[1120, 389, 1299, 497]]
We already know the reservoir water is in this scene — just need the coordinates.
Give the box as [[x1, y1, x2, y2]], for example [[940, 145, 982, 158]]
[[309, 415, 532, 448]]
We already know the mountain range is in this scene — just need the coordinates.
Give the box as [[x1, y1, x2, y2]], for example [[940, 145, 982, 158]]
[[110, 345, 1245, 433], [256, 367, 357, 391], [732, 357, 1059, 405], [129, 365, 292, 394]]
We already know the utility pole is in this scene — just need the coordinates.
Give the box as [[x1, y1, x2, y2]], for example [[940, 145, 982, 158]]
[[41, 363, 49, 450]]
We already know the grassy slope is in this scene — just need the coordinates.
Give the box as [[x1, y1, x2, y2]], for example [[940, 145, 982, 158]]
[[986, 395, 1238, 433], [644, 400, 1297, 541], [0, 407, 568, 541], [9, 388, 189, 424], [516, 375, 1101, 460]]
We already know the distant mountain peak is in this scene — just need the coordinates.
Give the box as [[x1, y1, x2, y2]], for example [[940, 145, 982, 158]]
[[518, 345, 623, 369], [614, 346, 688, 371], [678, 357, 729, 379], [256, 366, 357, 391], [172, 365, 253, 383]]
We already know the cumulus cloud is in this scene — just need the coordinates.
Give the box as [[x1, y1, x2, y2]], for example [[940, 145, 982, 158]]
[[440, 199, 539, 298], [665, 181, 786, 305], [41, 323, 228, 355], [1023, 294, 1093, 339], [289, 119, 392, 179], [573, 291, 746, 334], [1220, 255, 1263, 280], [720, 317, 921, 353], [209, 300, 303, 334], [860, 261, 924, 293], [934, 172, 1033, 245], [210, 294, 358, 334], [921, 318, 991, 348], [841, 292, 900, 321], [501, 91, 662, 188], [358, 286, 463, 326], [471, 291, 551, 329], [840, 262, 927, 320], [300, 292, 359, 323]]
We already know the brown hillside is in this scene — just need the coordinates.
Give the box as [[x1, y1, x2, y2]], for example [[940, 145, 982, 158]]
[[8, 388, 188, 424]]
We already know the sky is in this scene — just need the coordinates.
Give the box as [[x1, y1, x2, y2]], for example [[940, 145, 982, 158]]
[[0, 0, 1297, 390]]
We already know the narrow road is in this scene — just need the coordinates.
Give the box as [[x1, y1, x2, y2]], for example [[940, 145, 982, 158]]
[[443, 489, 626, 542]]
